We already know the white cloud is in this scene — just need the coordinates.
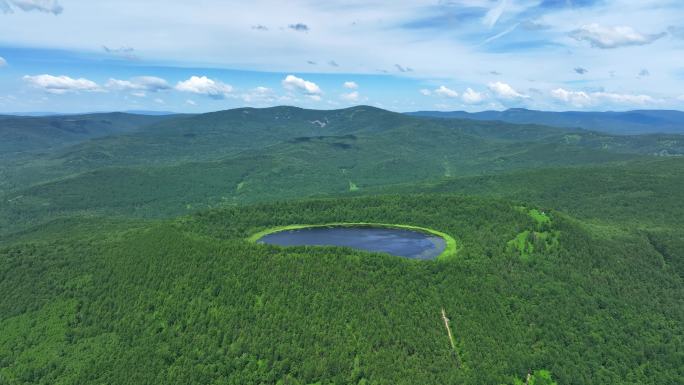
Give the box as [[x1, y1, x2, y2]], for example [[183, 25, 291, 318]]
[[0, 0, 62, 14], [186, 99, 197, 106], [343, 81, 358, 90], [551, 88, 592, 107], [282, 75, 322, 95], [483, 0, 508, 28], [154, 98, 164, 104], [106, 76, 170, 92], [419, 89, 432, 96], [252, 86, 272, 95], [434, 85, 459, 98], [551, 87, 656, 107], [175, 76, 232, 99], [678, 95, 684, 102], [593, 91, 656, 105], [462, 88, 485, 104], [0, 56, 6, 67], [570, 24, 666, 49], [482, 22, 519, 45], [23, 74, 100, 94], [340, 91, 359, 102], [488, 81, 528, 100], [241, 86, 276, 103]]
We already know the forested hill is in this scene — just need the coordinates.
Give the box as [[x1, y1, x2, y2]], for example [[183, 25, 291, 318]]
[[1, 106, 683, 236], [408, 108, 684, 135], [0, 112, 177, 158], [0, 105, 682, 384], [1, 194, 682, 384]]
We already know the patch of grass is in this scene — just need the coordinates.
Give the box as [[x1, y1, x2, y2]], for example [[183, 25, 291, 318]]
[[508, 230, 533, 260], [529, 208, 550, 226]]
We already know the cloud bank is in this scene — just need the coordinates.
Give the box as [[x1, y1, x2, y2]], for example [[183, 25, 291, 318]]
[[23, 74, 99, 94]]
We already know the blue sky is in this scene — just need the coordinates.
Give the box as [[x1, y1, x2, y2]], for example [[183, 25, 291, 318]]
[[0, 0, 683, 113]]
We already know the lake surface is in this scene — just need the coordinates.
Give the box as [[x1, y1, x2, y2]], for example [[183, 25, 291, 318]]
[[258, 226, 446, 260]]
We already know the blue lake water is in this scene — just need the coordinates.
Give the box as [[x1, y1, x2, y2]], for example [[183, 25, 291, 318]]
[[258, 226, 446, 260]]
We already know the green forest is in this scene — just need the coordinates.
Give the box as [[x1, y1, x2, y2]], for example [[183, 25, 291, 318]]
[[0, 107, 682, 384]]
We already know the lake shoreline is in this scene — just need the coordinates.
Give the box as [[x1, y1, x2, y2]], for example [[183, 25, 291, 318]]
[[247, 222, 458, 261]]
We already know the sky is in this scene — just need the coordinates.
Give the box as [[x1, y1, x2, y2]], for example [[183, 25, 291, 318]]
[[0, 0, 683, 113]]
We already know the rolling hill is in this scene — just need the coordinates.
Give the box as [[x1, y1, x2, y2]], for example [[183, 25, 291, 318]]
[[3, 106, 683, 236]]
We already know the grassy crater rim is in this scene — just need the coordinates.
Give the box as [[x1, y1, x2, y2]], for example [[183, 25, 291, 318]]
[[247, 222, 458, 261]]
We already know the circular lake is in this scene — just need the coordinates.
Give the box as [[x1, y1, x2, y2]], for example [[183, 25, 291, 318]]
[[257, 226, 446, 260]]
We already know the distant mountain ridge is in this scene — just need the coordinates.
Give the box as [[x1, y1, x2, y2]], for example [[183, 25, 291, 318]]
[[2, 104, 682, 229], [0, 112, 176, 158], [2, 110, 178, 116], [407, 108, 684, 135]]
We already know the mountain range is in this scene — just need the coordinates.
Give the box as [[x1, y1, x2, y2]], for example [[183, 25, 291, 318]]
[[408, 108, 684, 135]]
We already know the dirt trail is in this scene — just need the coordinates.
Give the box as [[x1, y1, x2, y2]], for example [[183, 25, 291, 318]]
[[441, 307, 460, 366]]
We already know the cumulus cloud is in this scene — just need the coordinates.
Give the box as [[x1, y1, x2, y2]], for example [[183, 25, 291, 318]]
[[0, 0, 62, 14], [282, 74, 322, 96], [419, 89, 432, 96], [462, 88, 485, 104], [106, 76, 170, 92], [23, 74, 100, 94], [340, 91, 359, 102], [343, 81, 358, 90], [574, 67, 588, 75], [0, 56, 6, 67], [488, 81, 528, 100], [288, 23, 309, 32], [570, 24, 666, 49], [550, 88, 592, 107], [175, 76, 233, 99], [551, 87, 656, 107], [434, 85, 459, 98]]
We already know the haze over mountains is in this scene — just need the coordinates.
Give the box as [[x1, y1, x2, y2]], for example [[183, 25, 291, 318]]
[[408, 109, 684, 135]]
